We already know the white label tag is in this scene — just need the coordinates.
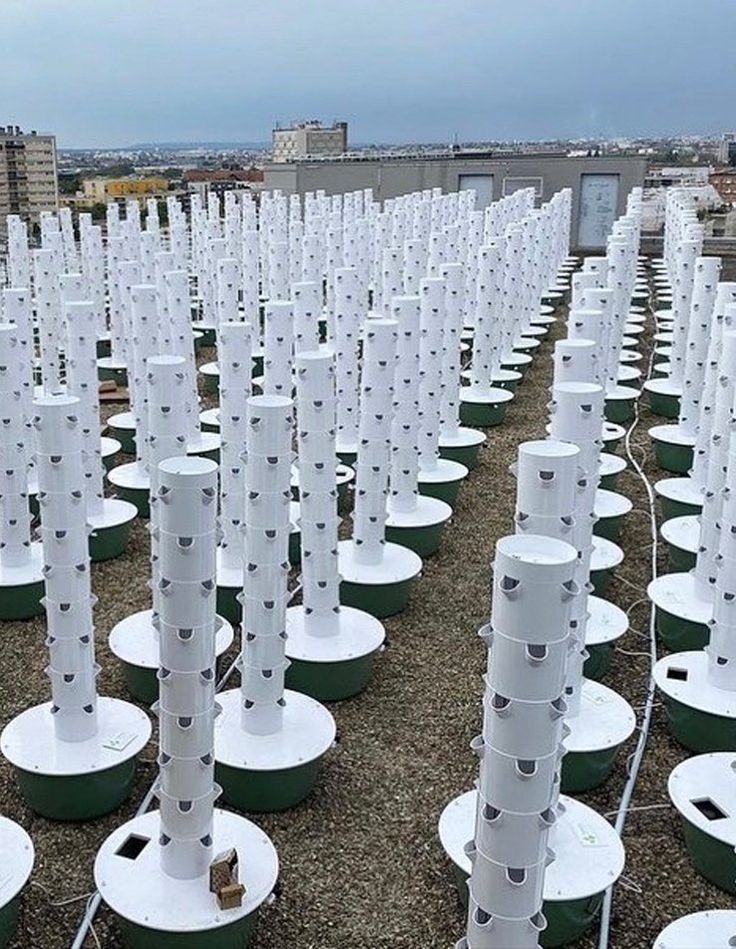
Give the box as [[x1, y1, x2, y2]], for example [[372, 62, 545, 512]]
[[103, 731, 136, 752], [575, 821, 602, 847]]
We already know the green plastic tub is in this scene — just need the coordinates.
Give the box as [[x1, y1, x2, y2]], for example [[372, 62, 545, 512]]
[[583, 642, 613, 681], [656, 607, 709, 652], [340, 577, 414, 619], [560, 746, 621, 793], [385, 521, 446, 557], [14, 759, 137, 820], [216, 757, 324, 812], [459, 401, 508, 428], [663, 698, 736, 754], [680, 818, 736, 894], [285, 652, 376, 701], [89, 520, 134, 563], [0, 581, 44, 620]]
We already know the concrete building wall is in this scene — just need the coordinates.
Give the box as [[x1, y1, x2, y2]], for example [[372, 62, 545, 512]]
[[272, 122, 348, 163], [0, 127, 58, 237], [263, 154, 647, 249]]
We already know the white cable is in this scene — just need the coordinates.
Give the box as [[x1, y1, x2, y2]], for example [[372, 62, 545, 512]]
[[597, 284, 659, 949]]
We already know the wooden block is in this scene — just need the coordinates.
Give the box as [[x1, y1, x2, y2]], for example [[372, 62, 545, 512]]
[[216, 882, 246, 910], [209, 847, 239, 893]]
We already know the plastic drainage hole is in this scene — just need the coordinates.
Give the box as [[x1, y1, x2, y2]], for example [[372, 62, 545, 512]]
[[507, 867, 526, 884], [116, 834, 151, 860], [517, 759, 536, 776], [666, 666, 688, 681], [691, 797, 728, 821]]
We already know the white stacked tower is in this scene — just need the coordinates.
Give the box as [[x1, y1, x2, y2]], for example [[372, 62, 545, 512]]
[[547, 383, 635, 791], [338, 318, 423, 619], [460, 239, 517, 426], [551, 340, 630, 665], [215, 395, 336, 811], [440, 441, 625, 946], [109, 356, 233, 703], [1, 394, 151, 819], [285, 351, 386, 699], [65, 301, 137, 561], [215, 320, 254, 621], [106, 283, 160, 515], [384, 294, 453, 555], [96, 456, 278, 944], [653, 331, 736, 739], [333, 267, 361, 462], [456, 532, 577, 949], [416, 277, 469, 508], [655, 281, 736, 523], [437, 261, 487, 467], [649, 329, 736, 653], [0, 322, 44, 618]]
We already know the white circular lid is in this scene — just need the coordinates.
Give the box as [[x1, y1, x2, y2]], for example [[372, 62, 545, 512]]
[[107, 411, 136, 430], [460, 386, 515, 406], [1, 696, 151, 776], [438, 791, 624, 901], [644, 377, 682, 398], [95, 809, 278, 932], [285, 604, 385, 662], [585, 595, 628, 646], [649, 424, 696, 448], [602, 422, 626, 442], [617, 364, 641, 383], [87, 497, 138, 531], [199, 362, 219, 377], [417, 458, 468, 485], [647, 572, 712, 624], [599, 453, 627, 478], [107, 461, 149, 491], [215, 687, 336, 770], [199, 407, 220, 428], [187, 432, 221, 455], [654, 910, 736, 948], [386, 494, 452, 529], [591, 536, 625, 571], [654, 651, 736, 717], [605, 385, 640, 402], [438, 427, 487, 450], [595, 489, 633, 520], [0, 541, 44, 587], [669, 752, 736, 844], [564, 679, 636, 752], [97, 355, 127, 370], [337, 539, 422, 586], [100, 435, 121, 457], [661, 515, 699, 554], [109, 609, 234, 668], [654, 477, 703, 507], [0, 817, 34, 910]]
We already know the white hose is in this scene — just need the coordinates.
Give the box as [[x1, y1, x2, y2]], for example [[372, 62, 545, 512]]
[[597, 288, 660, 949]]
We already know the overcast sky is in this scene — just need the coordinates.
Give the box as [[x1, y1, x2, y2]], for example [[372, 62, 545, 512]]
[[3, 0, 734, 148]]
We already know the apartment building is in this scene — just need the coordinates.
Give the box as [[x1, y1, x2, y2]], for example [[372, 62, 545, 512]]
[[0, 125, 58, 239]]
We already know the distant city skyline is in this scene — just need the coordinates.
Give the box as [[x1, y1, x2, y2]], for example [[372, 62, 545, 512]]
[[3, 0, 735, 149]]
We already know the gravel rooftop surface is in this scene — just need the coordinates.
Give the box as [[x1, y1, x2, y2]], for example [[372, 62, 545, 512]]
[[3, 266, 734, 949]]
